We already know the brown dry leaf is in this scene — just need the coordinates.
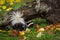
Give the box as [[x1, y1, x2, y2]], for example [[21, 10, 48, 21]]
[[12, 30, 19, 36], [55, 23, 60, 27], [36, 24, 40, 32], [52, 23, 60, 31], [45, 23, 60, 34], [45, 25, 55, 34], [45, 24, 55, 31]]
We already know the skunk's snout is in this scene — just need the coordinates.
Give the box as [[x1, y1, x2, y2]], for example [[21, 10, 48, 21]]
[[12, 23, 27, 31]]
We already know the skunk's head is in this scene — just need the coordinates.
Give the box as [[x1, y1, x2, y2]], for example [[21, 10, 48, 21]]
[[10, 11, 27, 31], [10, 11, 25, 25]]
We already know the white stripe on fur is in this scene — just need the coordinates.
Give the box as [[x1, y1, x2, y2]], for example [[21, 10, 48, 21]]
[[10, 11, 25, 25]]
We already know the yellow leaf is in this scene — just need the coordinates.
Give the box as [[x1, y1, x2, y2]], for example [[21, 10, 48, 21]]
[[10, 1, 14, 5], [38, 28, 45, 32], [56, 28, 60, 31], [0, 0, 5, 5], [7, 7, 12, 11], [2, 6, 6, 9], [6, 0, 14, 3], [25, 28, 31, 33], [0, 30, 2, 32], [19, 31, 25, 36]]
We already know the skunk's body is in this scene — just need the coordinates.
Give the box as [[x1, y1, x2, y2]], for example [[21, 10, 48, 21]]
[[9, 11, 34, 31], [0, 5, 36, 31]]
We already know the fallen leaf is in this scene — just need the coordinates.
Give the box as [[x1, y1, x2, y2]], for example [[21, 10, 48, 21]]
[[12, 30, 19, 36], [25, 28, 31, 33], [56, 28, 60, 31], [36, 32, 44, 37], [19, 31, 25, 36], [45, 23, 60, 34], [36, 24, 40, 32]]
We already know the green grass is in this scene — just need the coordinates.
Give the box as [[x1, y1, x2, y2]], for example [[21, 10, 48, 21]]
[[0, 18, 60, 40]]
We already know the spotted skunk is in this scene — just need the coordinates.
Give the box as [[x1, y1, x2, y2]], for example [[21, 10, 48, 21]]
[[10, 11, 34, 31], [0, 10, 34, 31]]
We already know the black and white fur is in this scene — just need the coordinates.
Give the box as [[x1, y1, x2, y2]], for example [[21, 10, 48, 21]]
[[10, 11, 34, 31], [0, 11, 34, 31]]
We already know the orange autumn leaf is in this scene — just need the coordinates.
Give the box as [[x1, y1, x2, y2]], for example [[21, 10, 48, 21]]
[[45, 23, 60, 31], [45, 24, 54, 31], [12, 30, 19, 36]]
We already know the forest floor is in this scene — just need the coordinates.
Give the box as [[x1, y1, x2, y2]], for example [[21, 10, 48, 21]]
[[0, 1, 60, 40], [0, 18, 60, 40]]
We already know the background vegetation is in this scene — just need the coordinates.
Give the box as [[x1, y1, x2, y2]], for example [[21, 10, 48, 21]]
[[0, 0, 60, 40]]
